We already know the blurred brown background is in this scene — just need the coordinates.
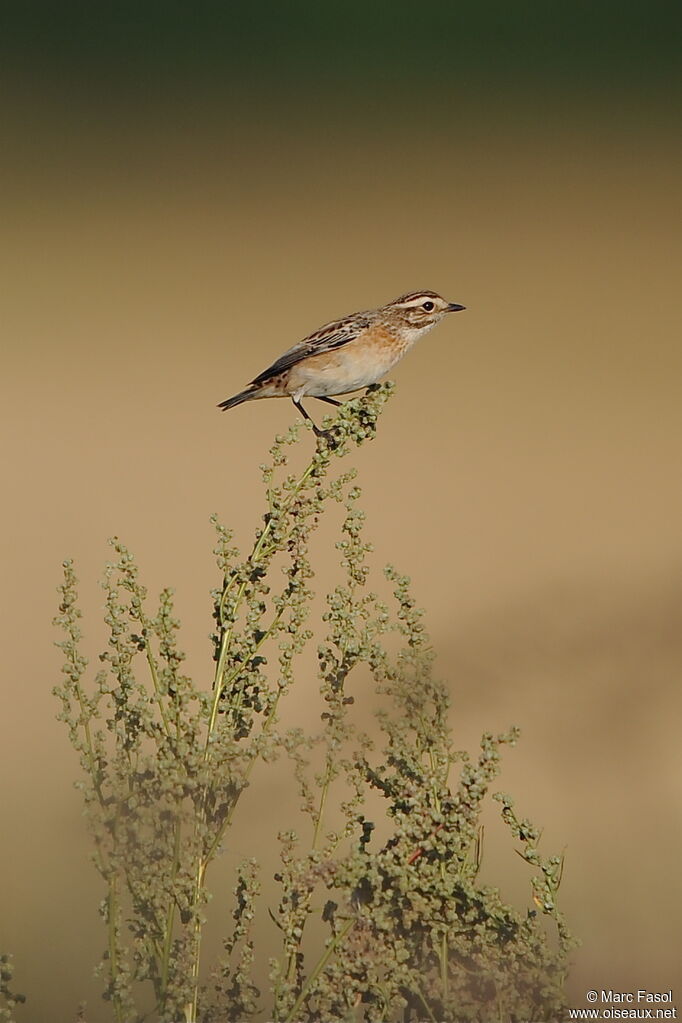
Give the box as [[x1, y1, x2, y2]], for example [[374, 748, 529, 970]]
[[1, 2, 681, 1019]]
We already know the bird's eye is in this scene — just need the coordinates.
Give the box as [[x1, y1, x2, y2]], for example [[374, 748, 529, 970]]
[[422, 301, 434, 311]]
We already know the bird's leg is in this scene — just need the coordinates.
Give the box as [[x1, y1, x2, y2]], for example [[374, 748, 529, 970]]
[[313, 396, 342, 407], [292, 398, 342, 448], [292, 398, 324, 436]]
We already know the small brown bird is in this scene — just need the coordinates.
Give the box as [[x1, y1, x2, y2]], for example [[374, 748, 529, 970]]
[[218, 290, 465, 433]]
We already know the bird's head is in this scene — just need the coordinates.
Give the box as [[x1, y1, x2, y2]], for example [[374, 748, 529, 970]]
[[386, 290, 465, 334]]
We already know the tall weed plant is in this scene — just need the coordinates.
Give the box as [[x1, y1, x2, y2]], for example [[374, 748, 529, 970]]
[[45, 383, 574, 1022]]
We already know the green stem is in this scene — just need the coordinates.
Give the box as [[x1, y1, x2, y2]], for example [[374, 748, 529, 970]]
[[73, 683, 129, 1020], [159, 819, 182, 1005], [312, 758, 333, 850], [74, 684, 105, 805], [199, 685, 285, 898], [413, 981, 438, 1023], [283, 919, 356, 1023], [218, 693, 284, 845], [185, 861, 206, 1023], [185, 659, 290, 1019], [142, 632, 172, 736], [187, 446, 332, 1021], [440, 931, 448, 1000], [312, 574, 357, 853], [421, 737, 450, 998], [224, 603, 286, 729], [107, 875, 124, 1023], [206, 454, 322, 743]]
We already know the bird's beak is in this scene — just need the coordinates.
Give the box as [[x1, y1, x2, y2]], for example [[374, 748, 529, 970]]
[[446, 302, 466, 313]]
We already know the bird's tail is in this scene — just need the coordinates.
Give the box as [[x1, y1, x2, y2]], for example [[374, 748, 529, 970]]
[[217, 385, 257, 411]]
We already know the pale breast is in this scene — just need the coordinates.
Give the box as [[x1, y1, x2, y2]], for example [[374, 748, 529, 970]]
[[286, 325, 417, 397]]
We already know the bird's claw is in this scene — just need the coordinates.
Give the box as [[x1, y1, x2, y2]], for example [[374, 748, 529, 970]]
[[314, 426, 343, 450]]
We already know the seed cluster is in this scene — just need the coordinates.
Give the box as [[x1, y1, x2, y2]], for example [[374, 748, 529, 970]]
[[0, 956, 25, 1022]]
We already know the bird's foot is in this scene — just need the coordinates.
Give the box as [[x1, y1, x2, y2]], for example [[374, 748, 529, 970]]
[[314, 424, 343, 450]]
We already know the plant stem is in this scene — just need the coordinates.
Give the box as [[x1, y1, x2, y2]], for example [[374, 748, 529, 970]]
[[187, 444, 331, 1021], [159, 820, 182, 1005], [283, 918, 356, 1023], [224, 603, 286, 729], [142, 633, 172, 736], [185, 861, 206, 1023], [207, 454, 323, 740], [312, 755, 334, 851], [414, 981, 438, 1023], [440, 930, 448, 1000], [107, 875, 124, 1023]]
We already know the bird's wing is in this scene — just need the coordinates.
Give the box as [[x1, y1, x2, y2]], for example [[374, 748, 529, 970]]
[[250, 314, 371, 385]]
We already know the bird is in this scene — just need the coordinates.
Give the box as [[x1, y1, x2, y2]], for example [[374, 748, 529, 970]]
[[217, 290, 465, 434]]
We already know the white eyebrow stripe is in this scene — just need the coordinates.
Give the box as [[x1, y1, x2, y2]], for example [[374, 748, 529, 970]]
[[389, 290, 442, 306]]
